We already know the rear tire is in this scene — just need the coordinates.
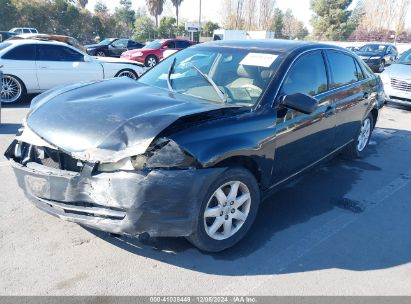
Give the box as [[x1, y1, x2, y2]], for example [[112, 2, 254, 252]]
[[342, 113, 374, 159], [186, 167, 260, 252], [115, 69, 138, 80], [96, 50, 106, 57], [145, 55, 158, 68]]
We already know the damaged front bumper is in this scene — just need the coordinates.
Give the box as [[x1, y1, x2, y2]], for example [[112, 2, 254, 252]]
[[6, 140, 225, 237]]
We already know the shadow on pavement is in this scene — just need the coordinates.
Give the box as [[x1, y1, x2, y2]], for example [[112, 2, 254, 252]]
[[85, 128, 411, 276], [0, 94, 35, 109], [0, 123, 21, 134]]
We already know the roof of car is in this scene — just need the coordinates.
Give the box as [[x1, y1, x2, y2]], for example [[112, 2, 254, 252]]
[[198, 39, 346, 54], [3, 38, 75, 47]]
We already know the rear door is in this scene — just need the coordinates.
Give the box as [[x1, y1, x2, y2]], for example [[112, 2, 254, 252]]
[[36, 44, 103, 90], [325, 50, 372, 148], [1, 44, 38, 91], [272, 50, 337, 183]]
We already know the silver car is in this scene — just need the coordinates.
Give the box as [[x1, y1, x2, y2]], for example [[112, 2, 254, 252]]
[[380, 48, 411, 107]]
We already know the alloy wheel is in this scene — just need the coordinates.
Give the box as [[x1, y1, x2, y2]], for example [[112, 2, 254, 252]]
[[117, 70, 137, 80], [357, 117, 371, 152], [378, 62, 384, 73], [147, 57, 157, 67], [1, 75, 22, 103], [96, 51, 106, 57], [203, 181, 251, 241]]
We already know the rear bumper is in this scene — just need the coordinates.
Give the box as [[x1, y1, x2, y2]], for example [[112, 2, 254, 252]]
[[8, 156, 224, 237]]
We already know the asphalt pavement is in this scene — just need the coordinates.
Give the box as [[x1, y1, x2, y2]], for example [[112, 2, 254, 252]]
[[0, 99, 410, 295]]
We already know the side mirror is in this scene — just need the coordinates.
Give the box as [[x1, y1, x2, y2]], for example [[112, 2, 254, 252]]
[[162, 45, 169, 49], [280, 93, 318, 114], [84, 55, 92, 62]]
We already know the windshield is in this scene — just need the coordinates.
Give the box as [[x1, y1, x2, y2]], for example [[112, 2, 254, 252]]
[[138, 46, 281, 106], [99, 38, 115, 45], [397, 50, 411, 64], [359, 44, 387, 53], [143, 40, 162, 49], [0, 42, 11, 51]]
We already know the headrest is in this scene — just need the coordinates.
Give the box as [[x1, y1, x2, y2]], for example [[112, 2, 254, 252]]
[[237, 65, 261, 79]]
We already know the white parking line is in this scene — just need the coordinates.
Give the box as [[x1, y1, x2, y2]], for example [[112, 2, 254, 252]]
[[221, 169, 411, 294]]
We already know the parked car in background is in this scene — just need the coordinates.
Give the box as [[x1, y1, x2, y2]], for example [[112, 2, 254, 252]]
[[85, 38, 144, 57], [0, 39, 145, 103], [380, 48, 411, 108], [356, 43, 398, 73], [346, 46, 359, 52], [9, 28, 38, 34], [0, 31, 16, 42], [121, 38, 195, 67], [5, 40, 383, 252], [8, 33, 86, 52]]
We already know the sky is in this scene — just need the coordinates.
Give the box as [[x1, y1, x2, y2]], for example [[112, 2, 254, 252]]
[[86, 0, 361, 32]]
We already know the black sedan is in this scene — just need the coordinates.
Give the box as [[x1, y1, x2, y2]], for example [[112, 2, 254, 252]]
[[5, 40, 384, 252], [85, 38, 144, 57], [356, 43, 398, 72]]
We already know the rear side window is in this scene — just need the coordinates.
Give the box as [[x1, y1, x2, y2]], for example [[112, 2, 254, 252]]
[[37, 45, 84, 62], [2, 44, 36, 60], [280, 51, 328, 97], [175, 41, 191, 48], [327, 51, 359, 88], [164, 41, 176, 49]]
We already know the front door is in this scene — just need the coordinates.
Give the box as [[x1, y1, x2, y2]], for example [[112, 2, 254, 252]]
[[272, 50, 336, 184], [36, 44, 103, 90]]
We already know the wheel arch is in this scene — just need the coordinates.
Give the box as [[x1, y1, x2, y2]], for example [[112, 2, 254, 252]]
[[211, 156, 263, 190]]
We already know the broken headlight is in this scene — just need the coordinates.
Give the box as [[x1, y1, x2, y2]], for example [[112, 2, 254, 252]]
[[98, 138, 198, 172]]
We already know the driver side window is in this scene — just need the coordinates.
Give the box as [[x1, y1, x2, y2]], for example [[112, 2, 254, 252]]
[[280, 51, 328, 97]]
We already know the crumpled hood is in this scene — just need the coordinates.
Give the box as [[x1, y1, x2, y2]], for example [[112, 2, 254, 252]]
[[383, 63, 411, 79], [26, 77, 229, 163]]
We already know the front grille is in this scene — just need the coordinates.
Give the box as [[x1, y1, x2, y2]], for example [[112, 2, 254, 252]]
[[391, 78, 411, 92], [18, 142, 83, 173]]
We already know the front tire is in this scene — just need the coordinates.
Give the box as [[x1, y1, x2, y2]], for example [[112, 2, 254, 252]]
[[187, 167, 260, 252], [342, 113, 374, 159], [1, 74, 26, 103], [96, 50, 106, 57], [377, 60, 385, 73]]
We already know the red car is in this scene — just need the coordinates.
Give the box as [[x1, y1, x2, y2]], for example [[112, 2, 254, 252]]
[[120, 38, 195, 67]]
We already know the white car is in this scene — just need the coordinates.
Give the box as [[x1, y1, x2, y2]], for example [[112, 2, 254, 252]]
[[0, 39, 145, 103], [9, 28, 38, 34]]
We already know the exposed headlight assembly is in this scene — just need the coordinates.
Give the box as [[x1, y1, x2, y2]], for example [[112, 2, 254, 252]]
[[98, 138, 198, 172]]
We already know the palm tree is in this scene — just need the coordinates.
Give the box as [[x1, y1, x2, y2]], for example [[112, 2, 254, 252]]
[[171, 0, 183, 26], [146, 0, 164, 28], [77, 0, 88, 9]]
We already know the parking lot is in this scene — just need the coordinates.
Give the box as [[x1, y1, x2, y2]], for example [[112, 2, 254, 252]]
[[0, 98, 411, 295]]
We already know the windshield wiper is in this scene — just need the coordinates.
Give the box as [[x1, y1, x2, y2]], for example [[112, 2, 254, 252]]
[[167, 57, 176, 92], [191, 63, 227, 103]]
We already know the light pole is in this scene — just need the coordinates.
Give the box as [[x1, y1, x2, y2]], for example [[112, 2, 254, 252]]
[[199, 0, 202, 38]]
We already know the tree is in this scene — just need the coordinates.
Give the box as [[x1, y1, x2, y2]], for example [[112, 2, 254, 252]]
[[94, 0, 108, 15], [114, 0, 136, 37], [0, 0, 17, 30], [133, 16, 157, 42], [202, 21, 220, 37], [146, 0, 165, 27], [258, 0, 275, 30], [171, 0, 183, 26], [158, 16, 176, 38], [77, 0, 88, 8], [282, 9, 308, 40], [270, 8, 284, 38], [310, 0, 353, 40]]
